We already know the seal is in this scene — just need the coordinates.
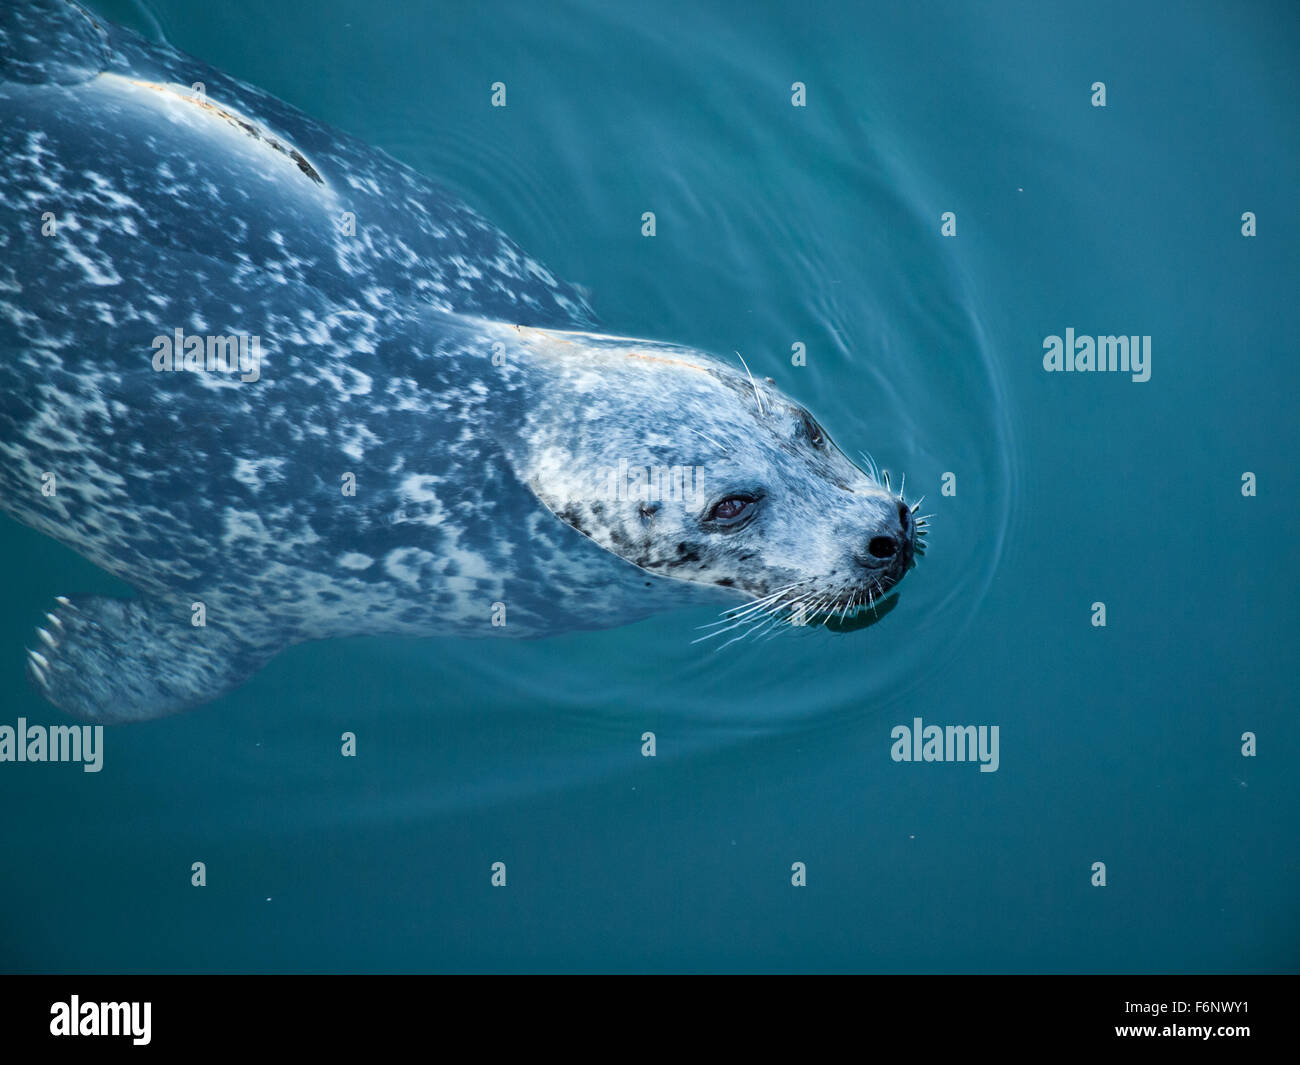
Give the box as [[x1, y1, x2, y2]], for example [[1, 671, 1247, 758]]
[[0, 0, 923, 722]]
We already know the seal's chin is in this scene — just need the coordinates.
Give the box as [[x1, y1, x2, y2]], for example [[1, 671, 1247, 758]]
[[821, 590, 902, 632], [795, 568, 910, 631]]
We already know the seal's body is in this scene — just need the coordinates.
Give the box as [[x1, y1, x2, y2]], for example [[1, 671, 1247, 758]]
[[0, 1, 918, 722]]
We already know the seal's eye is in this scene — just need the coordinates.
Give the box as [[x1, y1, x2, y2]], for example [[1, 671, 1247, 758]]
[[800, 412, 826, 449], [703, 493, 760, 529]]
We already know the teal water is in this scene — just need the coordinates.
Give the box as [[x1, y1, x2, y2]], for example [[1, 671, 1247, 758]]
[[2, 0, 1297, 972]]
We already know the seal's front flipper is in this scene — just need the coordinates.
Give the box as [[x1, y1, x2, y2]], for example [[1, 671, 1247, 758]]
[[25, 596, 272, 722]]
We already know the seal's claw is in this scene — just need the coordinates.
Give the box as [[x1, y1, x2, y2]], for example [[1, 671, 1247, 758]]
[[26, 648, 49, 687]]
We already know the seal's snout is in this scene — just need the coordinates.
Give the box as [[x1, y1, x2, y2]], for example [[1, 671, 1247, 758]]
[[856, 498, 916, 577]]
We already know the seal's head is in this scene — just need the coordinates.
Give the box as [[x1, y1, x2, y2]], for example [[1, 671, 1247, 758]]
[[507, 327, 925, 632]]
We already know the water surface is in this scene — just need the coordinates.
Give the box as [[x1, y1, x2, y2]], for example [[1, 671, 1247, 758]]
[[1, 0, 1296, 972]]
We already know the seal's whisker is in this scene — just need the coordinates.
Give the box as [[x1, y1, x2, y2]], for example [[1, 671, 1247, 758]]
[[818, 592, 838, 622], [758, 604, 808, 642], [694, 615, 765, 644], [756, 606, 795, 640], [713, 630, 753, 651], [726, 579, 810, 615], [733, 351, 766, 417], [697, 591, 789, 630], [696, 618, 762, 646], [839, 590, 857, 623], [910, 496, 925, 513], [780, 594, 825, 632], [686, 425, 730, 454], [790, 593, 828, 628], [748, 609, 790, 642], [856, 450, 883, 484], [758, 603, 806, 634], [698, 581, 808, 630], [693, 584, 810, 643], [806, 595, 831, 629], [715, 614, 780, 650]]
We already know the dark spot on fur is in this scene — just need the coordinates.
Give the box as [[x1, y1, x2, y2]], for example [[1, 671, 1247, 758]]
[[656, 541, 704, 570], [675, 541, 702, 563], [716, 577, 735, 587], [556, 506, 590, 537]]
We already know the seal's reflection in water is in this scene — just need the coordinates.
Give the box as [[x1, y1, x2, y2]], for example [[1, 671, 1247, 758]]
[[821, 590, 899, 633]]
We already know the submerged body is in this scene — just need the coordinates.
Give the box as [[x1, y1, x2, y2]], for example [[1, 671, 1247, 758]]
[[0, 1, 918, 722]]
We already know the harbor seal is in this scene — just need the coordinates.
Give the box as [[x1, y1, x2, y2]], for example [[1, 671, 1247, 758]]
[[0, 0, 922, 722]]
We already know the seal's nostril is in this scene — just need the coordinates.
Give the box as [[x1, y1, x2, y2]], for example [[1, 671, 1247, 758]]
[[867, 535, 896, 560], [898, 500, 910, 525]]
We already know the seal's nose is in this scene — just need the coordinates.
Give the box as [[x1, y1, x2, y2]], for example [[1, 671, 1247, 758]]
[[866, 535, 898, 560], [858, 500, 915, 570]]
